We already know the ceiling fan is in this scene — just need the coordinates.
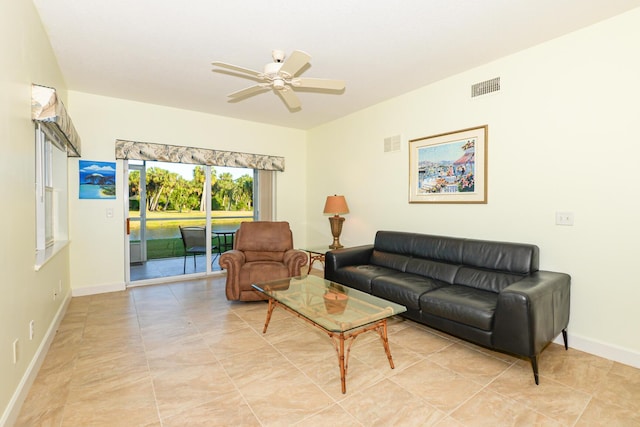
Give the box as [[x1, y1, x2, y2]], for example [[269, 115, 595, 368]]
[[212, 50, 345, 110]]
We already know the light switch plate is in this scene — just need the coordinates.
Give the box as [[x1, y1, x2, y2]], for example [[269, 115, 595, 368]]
[[556, 211, 574, 226]]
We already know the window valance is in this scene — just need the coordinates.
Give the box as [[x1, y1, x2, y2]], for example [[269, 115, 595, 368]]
[[114, 139, 284, 172], [31, 84, 82, 157]]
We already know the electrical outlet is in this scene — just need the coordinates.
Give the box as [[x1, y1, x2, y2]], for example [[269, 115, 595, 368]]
[[29, 320, 34, 340], [13, 339, 18, 364]]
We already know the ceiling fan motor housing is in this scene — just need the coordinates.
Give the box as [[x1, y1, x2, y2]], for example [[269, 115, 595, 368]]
[[264, 62, 283, 77]]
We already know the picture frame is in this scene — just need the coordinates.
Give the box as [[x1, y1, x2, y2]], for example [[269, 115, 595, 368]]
[[409, 125, 487, 204], [79, 160, 116, 199]]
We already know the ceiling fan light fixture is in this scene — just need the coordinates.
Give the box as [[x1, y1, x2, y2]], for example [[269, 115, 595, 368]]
[[273, 79, 285, 90]]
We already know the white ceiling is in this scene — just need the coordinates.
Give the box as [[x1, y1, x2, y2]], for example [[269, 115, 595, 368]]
[[33, 0, 640, 130]]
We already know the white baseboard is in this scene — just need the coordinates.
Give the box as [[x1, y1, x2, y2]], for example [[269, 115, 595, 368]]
[[553, 332, 640, 369], [71, 281, 125, 297], [0, 292, 71, 427]]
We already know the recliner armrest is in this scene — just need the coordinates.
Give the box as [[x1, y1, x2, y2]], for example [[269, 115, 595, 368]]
[[493, 271, 571, 356], [219, 250, 247, 301], [283, 249, 309, 276], [219, 249, 246, 270]]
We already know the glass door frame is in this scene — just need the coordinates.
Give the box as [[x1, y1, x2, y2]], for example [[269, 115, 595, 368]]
[[127, 162, 147, 266], [123, 160, 215, 285]]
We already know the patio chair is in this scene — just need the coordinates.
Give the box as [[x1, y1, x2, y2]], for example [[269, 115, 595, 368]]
[[219, 221, 308, 301], [179, 226, 211, 274]]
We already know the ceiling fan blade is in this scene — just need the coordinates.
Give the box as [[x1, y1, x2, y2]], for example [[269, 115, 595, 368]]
[[278, 50, 311, 78], [276, 88, 301, 109], [212, 68, 263, 82], [212, 62, 262, 78], [292, 77, 345, 91], [227, 84, 270, 99]]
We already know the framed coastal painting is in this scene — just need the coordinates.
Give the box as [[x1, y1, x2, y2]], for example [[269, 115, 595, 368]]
[[409, 125, 487, 203], [79, 160, 116, 199]]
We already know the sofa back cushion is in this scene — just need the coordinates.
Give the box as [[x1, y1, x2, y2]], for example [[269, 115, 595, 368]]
[[370, 250, 410, 271], [374, 231, 415, 255], [462, 239, 539, 275], [454, 267, 526, 293], [411, 233, 465, 264], [373, 231, 540, 286], [405, 258, 459, 284]]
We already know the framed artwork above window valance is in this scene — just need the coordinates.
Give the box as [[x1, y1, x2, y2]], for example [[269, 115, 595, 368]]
[[114, 139, 285, 172]]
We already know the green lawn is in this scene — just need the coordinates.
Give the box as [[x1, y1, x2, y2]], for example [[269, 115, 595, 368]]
[[137, 235, 232, 259], [130, 210, 252, 259]]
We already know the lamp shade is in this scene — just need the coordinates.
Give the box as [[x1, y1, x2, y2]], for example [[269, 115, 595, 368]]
[[323, 195, 349, 215]]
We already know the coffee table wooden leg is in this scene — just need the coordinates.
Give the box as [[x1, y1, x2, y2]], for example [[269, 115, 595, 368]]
[[262, 298, 276, 334], [377, 320, 395, 369], [338, 334, 347, 394]]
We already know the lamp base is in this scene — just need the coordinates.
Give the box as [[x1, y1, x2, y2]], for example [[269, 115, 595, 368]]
[[328, 215, 345, 249]]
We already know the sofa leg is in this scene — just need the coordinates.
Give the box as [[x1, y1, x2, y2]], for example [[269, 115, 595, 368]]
[[562, 329, 568, 350], [530, 356, 539, 385]]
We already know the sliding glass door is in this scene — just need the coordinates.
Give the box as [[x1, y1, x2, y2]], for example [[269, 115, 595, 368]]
[[126, 160, 254, 283]]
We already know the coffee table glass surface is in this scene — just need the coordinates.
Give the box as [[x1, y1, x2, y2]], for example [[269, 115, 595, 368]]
[[252, 275, 406, 332]]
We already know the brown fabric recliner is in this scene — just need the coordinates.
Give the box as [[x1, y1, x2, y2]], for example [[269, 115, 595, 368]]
[[219, 221, 308, 301]]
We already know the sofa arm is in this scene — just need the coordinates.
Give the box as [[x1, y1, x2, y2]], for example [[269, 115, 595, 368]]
[[492, 270, 571, 357], [284, 249, 308, 276], [219, 250, 246, 300], [325, 245, 374, 278]]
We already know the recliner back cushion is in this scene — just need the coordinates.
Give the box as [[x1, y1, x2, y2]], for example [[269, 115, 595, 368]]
[[235, 221, 293, 252], [454, 266, 524, 293]]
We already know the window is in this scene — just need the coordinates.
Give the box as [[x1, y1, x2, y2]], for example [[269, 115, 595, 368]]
[[35, 124, 69, 265]]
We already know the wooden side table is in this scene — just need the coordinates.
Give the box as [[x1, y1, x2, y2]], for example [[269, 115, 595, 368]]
[[302, 248, 328, 273]]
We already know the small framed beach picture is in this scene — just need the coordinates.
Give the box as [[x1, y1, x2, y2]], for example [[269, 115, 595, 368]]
[[409, 125, 487, 204], [79, 160, 116, 199]]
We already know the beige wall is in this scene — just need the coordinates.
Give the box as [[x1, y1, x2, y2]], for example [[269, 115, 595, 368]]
[[0, 0, 71, 424], [3, 2, 639, 423], [307, 8, 640, 365], [65, 92, 308, 295]]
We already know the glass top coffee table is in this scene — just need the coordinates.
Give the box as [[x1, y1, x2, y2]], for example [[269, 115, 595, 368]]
[[252, 275, 407, 393]]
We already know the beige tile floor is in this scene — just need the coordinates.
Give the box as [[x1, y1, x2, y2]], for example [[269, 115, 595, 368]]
[[16, 272, 640, 426]]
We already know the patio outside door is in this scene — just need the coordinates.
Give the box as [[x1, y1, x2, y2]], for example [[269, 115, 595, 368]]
[[125, 160, 255, 283]]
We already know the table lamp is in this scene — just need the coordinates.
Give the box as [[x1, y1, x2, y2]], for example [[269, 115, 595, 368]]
[[323, 195, 349, 249]]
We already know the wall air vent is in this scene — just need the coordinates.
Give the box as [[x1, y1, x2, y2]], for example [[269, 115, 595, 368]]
[[384, 135, 401, 153], [471, 77, 500, 98]]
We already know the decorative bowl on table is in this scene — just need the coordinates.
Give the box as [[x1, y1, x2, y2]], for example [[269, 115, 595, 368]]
[[324, 290, 348, 314]]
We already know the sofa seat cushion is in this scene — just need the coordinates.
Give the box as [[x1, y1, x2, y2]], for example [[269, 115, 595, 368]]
[[419, 285, 498, 331], [330, 265, 398, 293], [371, 273, 448, 310]]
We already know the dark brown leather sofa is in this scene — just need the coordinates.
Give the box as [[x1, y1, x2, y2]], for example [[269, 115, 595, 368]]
[[324, 230, 571, 384], [219, 221, 307, 301]]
